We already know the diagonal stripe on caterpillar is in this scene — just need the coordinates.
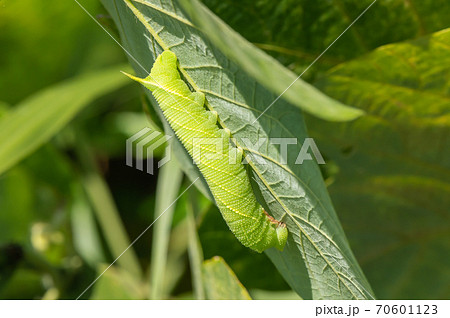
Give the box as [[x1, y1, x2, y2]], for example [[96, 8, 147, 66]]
[[123, 50, 288, 252]]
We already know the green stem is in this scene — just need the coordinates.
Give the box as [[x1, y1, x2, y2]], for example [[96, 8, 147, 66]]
[[186, 189, 205, 299], [75, 132, 143, 280], [149, 154, 183, 299]]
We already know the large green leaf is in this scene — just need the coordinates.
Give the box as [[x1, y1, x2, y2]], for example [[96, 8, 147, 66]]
[[309, 29, 450, 299], [0, 65, 130, 176], [101, 0, 374, 299]]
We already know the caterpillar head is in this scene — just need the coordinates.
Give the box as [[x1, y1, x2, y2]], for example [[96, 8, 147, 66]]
[[121, 50, 179, 92]]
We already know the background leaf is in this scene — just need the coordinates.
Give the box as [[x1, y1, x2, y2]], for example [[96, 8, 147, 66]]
[[202, 256, 251, 300], [91, 265, 145, 299], [70, 183, 108, 268], [0, 65, 130, 176], [305, 29, 450, 299], [250, 289, 302, 300]]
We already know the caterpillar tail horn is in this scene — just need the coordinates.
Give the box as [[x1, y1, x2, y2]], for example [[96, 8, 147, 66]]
[[120, 71, 159, 91]]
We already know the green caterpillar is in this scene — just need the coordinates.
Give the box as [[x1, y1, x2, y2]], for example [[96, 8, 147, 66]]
[[124, 50, 287, 252]]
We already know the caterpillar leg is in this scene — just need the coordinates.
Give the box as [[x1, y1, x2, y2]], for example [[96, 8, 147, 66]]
[[263, 209, 288, 251], [235, 146, 244, 163], [190, 91, 205, 108], [275, 223, 288, 251], [223, 127, 232, 138], [205, 110, 218, 125], [228, 146, 244, 165]]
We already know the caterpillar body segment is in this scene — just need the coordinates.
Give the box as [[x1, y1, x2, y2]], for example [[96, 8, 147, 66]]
[[124, 50, 287, 252]]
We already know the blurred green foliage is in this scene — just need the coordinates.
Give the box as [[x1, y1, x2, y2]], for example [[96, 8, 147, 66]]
[[0, 0, 449, 300], [0, 0, 124, 104]]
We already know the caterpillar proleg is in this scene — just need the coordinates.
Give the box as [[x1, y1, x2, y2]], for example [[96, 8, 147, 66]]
[[123, 51, 288, 252]]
